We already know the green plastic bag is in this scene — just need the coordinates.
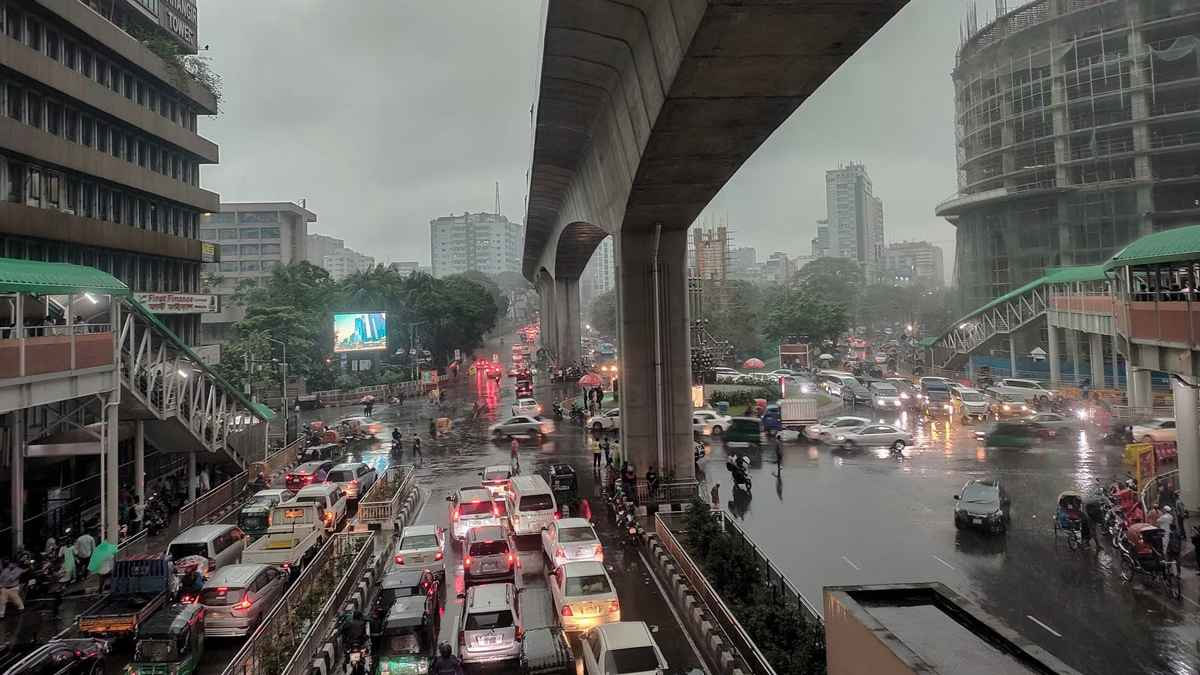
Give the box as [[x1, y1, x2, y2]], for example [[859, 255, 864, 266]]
[[88, 540, 117, 574]]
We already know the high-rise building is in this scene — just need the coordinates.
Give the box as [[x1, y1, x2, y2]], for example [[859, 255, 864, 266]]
[[430, 211, 522, 278], [198, 202, 315, 343], [581, 236, 614, 306], [732, 246, 757, 270], [937, 0, 1200, 310], [760, 251, 796, 285], [883, 241, 945, 287], [811, 219, 830, 258], [0, 0, 221, 345], [304, 233, 373, 281], [692, 226, 729, 281], [824, 163, 884, 272]]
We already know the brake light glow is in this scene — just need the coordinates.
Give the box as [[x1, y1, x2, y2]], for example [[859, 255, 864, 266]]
[[452, 507, 459, 521], [234, 599, 253, 610], [608, 600, 620, 613], [555, 547, 564, 560], [561, 605, 573, 617], [463, 556, 472, 568], [594, 544, 604, 558], [434, 551, 443, 561], [394, 555, 405, 564], [507, 553, 515, 568]]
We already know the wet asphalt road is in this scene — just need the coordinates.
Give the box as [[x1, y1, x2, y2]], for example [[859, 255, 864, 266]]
[[703, 405, 1200, 675]]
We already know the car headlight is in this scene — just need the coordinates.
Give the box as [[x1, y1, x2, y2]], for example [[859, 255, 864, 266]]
[[835, 435, 846, 442], [876, 399, 885, 405], [944, 404, 952, 411], [900, 393, 909, 399], [1002, 404, 1011, 411]]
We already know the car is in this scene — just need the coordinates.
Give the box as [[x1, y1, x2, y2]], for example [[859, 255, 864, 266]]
[[691, 409, 732, 436], [237, 489, 295, 537], [549, 561, 621, 632], [515, 381, 534, 397], [372, 568, 442, 637], [820, 373, 859, 398], [512, 397, 542, 416], [804, 416, 870, 441], [448, 487, 502, 541], [463, 525, 517, 586], [1132, 418, 1177, 443], [714, 367, 741, 383], [780, 375, 816, 395], [541, 517, 603, 569], [336, 415, 383, 437], [768, 368, 798, 377], [291, 483, 348, 531], [1025, 412, 1077, 432], [490, 415, 554, 440], [987, 378, 1057, 404], [480, 464, 514, 496], [2, 639, 109, 675], [326, 462, 378, 500], [579, 621, 668, 675], [393, 524, 446, 579], [989, 392, 1032, 419], [842, 380, 873, 405], [950, 386, 991, 422], [973, 421, 1049, 448], [953, 479, 1010, 534], [921, 385, 954, 418], [199, 564, 288, 637], [885, 378, 920, 407], [457, 583, 524, 665], [587, 408, 621, 432], [285, 460, 335, 492], [866, 381, 903, 409], [244, 488, 294, 509], [832, 424, 914, 451]]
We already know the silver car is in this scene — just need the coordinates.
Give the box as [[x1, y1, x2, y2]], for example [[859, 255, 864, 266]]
[[457, 583, 524, 665], [489, 415, 553, 440], [832, 424, 914, 451], [448, 487, 502, 541], [200, 564, 287, 637], [541, 517, 603, 569], [393, 524, 445, 579]]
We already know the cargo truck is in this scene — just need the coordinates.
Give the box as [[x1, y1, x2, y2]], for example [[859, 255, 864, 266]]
[[78, 553, 175, 637], [241, 502, 325, 576]]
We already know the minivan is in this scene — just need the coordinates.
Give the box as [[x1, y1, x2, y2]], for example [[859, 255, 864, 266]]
[[458, 583, 524, 665], [463, 525, 516, 586], [449, 487, 502, 541], [291, 483, 348, 531], [167, 524, 247, 572], [506, 475, 558, 536], [723, 417, 765, 448], [200, 564, 287, 637]]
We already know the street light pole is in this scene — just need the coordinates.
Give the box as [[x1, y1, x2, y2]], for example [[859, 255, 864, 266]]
[[263, 336, 289, 446]]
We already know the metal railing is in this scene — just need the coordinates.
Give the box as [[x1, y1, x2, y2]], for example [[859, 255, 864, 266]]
[[175, 437, 305, 532], [223, 532, 374, 675], [630, 479, 700, 504], [655, 513, 772, 675], [717, 512, 823, 625], [357, 465, 415, 530]]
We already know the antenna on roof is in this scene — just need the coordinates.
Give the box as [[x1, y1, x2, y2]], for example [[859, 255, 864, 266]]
[[495, 181, 501, 217]]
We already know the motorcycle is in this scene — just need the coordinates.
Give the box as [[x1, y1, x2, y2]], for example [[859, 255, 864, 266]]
[[552, 402, 564, 420], [622, 511, 640, 546], [145, 509, 166, 537], [390, 438, 403, 456], [569, 407, 586, 425], [694, 442, 705, 464], [726, 456, 752, 491]]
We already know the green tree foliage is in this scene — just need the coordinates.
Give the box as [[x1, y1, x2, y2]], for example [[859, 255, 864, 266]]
[[449, 270, 509, 320], [589, 289, 617, 336], [761, 288, 849, 347], [792, 257, 865, 302], [705, 280, 763, 359]]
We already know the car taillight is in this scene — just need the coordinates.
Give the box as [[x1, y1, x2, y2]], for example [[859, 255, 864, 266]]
[[594, 544, 603, 558], [492, 504, 500, 517], [234, 599, 252, 610], [324, 511, 333, 523], [555, 547, 565, 560], [463, 556, 472, 568], [554, 511, 561, 520], [452, 507, 459, 521], [561, 605, 573, 617], [394, 555, 405, 564], [434, 551, 443, 561], [507, 553, 515, 568], [608, 600, 620, 613], [541, 424, 552, 433]]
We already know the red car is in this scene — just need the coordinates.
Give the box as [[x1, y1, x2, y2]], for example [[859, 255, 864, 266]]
[[285, 460, 334, 492]]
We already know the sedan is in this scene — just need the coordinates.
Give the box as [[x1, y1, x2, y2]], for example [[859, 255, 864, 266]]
[[489, 415, 553, 440], [587, 408, 621, 433], [542, 518, 603, 569], [1025, 412, 1077, 432], [580, 622, 668, 675], [692, 409, 732, 436], [393, 524, 445, 579], [511, 397, 541, 417], [804, 416, 870, 441], [832, 424, 914, 451], [3, 640, 109, 675], [842, 381, 874, 405], [285, 460, 334, 492], [480, 464, 513, 497], [550, 561, 621, 632], [1132, 418, 1177, 443], [953, 478, 1010, 534]]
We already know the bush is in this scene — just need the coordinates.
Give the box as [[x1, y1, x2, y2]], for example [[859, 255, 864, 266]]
[[710, 386, 780, 410]]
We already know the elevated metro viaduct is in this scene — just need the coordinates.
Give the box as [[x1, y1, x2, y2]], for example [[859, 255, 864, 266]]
[[522, 0, 908, 479]]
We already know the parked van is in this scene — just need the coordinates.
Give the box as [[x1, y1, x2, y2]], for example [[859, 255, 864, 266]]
[[167, 524, 247, 572], [817, 371, 858, 398], [506, 475, 558, 536], [291, 483, 348, 531]]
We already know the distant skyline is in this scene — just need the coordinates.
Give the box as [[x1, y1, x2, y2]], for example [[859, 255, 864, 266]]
[[198, 1, 989, 274]]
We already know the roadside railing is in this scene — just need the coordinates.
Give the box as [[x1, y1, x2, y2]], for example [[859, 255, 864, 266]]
[[631, 479, 700, 504], [177, 437, 305, 532], [718, 511, 823, 625], [655, 513, 774, 675], [224, 532, 374, 675], [358, 465, 416, 531]]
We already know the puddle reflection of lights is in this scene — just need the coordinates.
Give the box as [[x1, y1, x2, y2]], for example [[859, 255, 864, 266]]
[[976, 448, 986, 462], [807, 447, 819, 460]]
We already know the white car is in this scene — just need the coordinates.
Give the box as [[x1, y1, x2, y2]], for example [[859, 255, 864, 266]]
[[692, 409, 732, 436], [832, 424, 914, 450], [1132, 418, 1177, 443], [489, 415, 554, 439], [511, 397, 541, 417], [587, 408, 621, 432], [867, 382, 902, 409], [541, 517, 603, 569], [580, 621, 669, 675], [804, 416, 870, 441], [714, 367, 741, 383], [392, 524, 445, 579], [549, 561, 621, 632], [325, 462, 377, 500], [987, 378, 1057, 404], [480, 464, 513, 497]]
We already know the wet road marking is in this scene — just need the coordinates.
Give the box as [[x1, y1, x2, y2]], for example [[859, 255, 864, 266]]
[[638, 549, 712, 675], [842, 556, 861, 571], [931, 555, 955, 570], [1026, 615, 1062, 637]]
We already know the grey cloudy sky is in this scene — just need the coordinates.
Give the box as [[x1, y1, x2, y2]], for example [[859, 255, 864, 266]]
[[199, 1, 983, 274]]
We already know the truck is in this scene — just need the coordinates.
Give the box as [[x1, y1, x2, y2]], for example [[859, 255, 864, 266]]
[[762, 398, 819, 433], [78, 553, 175, 637], [241, 502, 325, 574], [779, 342, 811, 371]]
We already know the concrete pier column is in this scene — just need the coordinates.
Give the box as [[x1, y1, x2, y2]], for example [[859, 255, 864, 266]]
[[1088, 333, 1105, 390], [104, 403, 120, 543], [1111, 332, 1121, 390], [539, 278, 558, 361], [135, 421, 146, 505], [1131, 369, 1153, 409], [1008, 334, 1017, 377], [1047, 322, 1061, 387], [10, 411, 24, 553], [554, 277, 581, 366], [1172, 377, 1200, 509], [616, 228, 694, 480], [187, 451, 197, 502], [1068, 330, 1081, 385]]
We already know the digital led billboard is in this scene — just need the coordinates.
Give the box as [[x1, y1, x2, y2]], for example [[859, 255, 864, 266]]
[[333, 312, 388, 353]]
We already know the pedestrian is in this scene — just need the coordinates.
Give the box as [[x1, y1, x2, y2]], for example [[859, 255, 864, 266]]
[[591, 434, 602, 469], [412, 434, 422, 457], [646, 465, 659, 497], [612, 378, 619, 402], [73, 530, 95, 582], [430, 643, 464, 674], [429, 418, 437, 439], [621, 461, 635, 498], [96, 550, 114, 593], [511, 437, 520, 467], [199, 467, 210, 494], [0, 559, 24, 618], [602, 436, 612, 467], [710, 483, 721, 510]]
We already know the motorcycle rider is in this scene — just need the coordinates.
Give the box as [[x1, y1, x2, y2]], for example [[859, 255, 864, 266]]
[[430, 643, 464, 675], [391, 427, 403, 450]]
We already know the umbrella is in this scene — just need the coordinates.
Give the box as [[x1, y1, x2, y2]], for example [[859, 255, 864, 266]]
[[818, 353, 834, 361], [742, 358, 765, 370], [578, 373, 603, 388], [360, 395, 376, 403]]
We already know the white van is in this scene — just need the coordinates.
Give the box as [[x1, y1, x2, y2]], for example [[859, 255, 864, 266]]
[[167, 524, 247, 571], [291, 483, 348, 531], [505, 475, 558, 536]]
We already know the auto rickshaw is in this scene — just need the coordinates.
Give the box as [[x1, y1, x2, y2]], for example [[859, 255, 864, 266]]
[[548, 464, 577, 495], [128, 603, 205, 675], [974, 421, 1043, 449], [373, 598, 436, 675]]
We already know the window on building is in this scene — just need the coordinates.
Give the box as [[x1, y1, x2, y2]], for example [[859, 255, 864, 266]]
[[64, 177, 78, 214], [97, 122, 107, 152], [239, 244, 259, 256], [45, 172, 59, 209], [112, 190, 124, 223], [134, 199, 145, 228], [240, 261, 261, 272], [199, 228, 216, 240], [220, 262, 237, 273], [4, 7, 19, 40], [64, 41, 76, 69], [6, 84, 21, 121], [81, 182, 94, 218], [25, 17, 40, 51], [135, 79, 145, 106], [1, 159, 21, 203], [136, 140, 146, 167], [148, 201, 158, 231], [240, 227, 259, 239], [45, 100, 61, 135], [148, 88, 157, 112], [97, 187, 110, 221], [123, 73, 133, 100], [45, 29, 58, 60], [25, 167, 41, 207], [64, 108, 77, 142], [149, 144, 159, 172], [219, 228, 238, 240], [26, 91, 41, 128], [260, 226, 280, 239], [80, 48, 91, 77], [80, 115, 92, 146], [261, 243, 281, 255]]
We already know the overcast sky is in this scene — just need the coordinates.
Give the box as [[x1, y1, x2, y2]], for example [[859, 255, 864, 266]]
[[198, 1, 988, 277]]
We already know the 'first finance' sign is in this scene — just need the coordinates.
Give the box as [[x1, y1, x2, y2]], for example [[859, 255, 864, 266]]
[[135, 293, 218, 314]]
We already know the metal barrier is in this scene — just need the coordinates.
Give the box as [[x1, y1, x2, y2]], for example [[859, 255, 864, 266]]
[[655, 513, 776, 675], [250, 437, 304, 480], [223, 532, 374, 675], [177, 437, 305, 531], [631, 479, 699, 504], [358, 465, 415, 531], [717, 512, 823, 625]]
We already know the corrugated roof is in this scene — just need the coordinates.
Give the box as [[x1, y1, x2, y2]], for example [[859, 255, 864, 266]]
[[0, 257, 130, 296], [1105, 224, 1200, 269], [252, 402, 277, 421]]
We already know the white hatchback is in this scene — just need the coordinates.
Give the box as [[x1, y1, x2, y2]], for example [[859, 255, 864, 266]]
[[541, 517, 603, 569], [580, 621, 668, 675], [392, 524, 445, 579], [511, 397, 541, 417], [550, 561, 620, 632], [587, 408, 621, 432]]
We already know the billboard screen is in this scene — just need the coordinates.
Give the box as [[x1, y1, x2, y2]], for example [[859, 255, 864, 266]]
[[333, 312, 388, 353]]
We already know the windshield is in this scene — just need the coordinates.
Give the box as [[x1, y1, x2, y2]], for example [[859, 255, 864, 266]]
[[168, 543, 208, 560], [961, 485, 998, 504], [133, 639, 176, 663], [483, 469, 508, 481], [458, 500, 493, 516], [380, 633, 423, 656], [519, 494, 555, 511], [468, 540, 509, 556], [610, 646, 660, 673], [238, 513, 269, 531], [200, 587, 246, 606], [327, 470, 355, 482], [565, 573, 612, 596], [400, 534, 438, 550], [558, 526, 596, 543], [961, 392, 985, 402], [465, 610, 513, 631], [872, 385, 897, 394]]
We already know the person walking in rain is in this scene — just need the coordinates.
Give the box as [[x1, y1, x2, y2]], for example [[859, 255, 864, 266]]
[[0, 559, 24, 618], [591, 433, 602, 470]]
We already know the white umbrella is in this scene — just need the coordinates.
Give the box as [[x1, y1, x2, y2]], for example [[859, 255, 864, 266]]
[[818, 353, 834, 360]]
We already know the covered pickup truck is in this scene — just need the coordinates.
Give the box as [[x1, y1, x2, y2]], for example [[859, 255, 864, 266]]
[[79, 553, 176, 637], [241, 502, 325, 575], [762, 398, 818, 434]]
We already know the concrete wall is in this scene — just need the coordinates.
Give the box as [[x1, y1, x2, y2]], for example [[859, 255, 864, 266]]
[[0, 201, 207, 260]]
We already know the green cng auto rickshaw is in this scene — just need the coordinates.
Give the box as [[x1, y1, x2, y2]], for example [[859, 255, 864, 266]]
[[127, 603, 205, 675], [373, 596, 437, 674]]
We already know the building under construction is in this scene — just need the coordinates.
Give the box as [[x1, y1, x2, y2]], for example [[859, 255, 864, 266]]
[[937, 0, 1200, 312]]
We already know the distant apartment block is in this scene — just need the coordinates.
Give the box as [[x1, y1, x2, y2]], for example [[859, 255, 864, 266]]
[[430, 211, 522, 278], [305, 233, 373, 281], [824, 163, 884, 271], [883, 240, 945, 287]]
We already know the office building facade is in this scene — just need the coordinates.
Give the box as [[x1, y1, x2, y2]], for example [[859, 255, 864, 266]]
[[304, 233, 373, 281], [824, 163, 884, 271], [883, 240, 945, 287], [430, 211, 522, 278]]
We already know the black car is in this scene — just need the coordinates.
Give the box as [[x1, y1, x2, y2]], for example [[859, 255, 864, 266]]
[[953, 479, 1011, 534], [3, 639, 108, 675], [371, 569, 442, 635], [842, 381, 873, 405]]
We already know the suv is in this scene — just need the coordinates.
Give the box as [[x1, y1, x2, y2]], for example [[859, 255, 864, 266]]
[[953, 479, 1011, 535], [326, 462, 377, 501], [285, 460, 335, 492], [458, 583, 524, 665], [463, 525, 516, 586], [950, 386, 991, 422], [987, 378, 1056, 404], [448, 487, 502, 541]]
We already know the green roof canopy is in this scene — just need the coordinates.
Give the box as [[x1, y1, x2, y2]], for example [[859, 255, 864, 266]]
[[0, 257, 129, 297], [1105, 224, 1200, 270], [252, 403, 277, 421]]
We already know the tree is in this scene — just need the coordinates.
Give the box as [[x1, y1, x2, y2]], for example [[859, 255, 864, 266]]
[[704, 280, 762, 359], [792, 257, 865, 304], [589, 290, 617, 336], [449, 270, 509, 321], [761, 288, 849, 347]]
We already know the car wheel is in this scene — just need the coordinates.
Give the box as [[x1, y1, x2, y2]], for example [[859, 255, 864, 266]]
[[954, 517, 964, 530], [592, 422, 604, 433], [892, 440, 905, 450], [842, 440, 855, 450], [712, 426, 723, 436]]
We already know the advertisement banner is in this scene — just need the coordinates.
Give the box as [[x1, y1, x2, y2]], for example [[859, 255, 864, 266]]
[[333, 312, 388, 352], [135, 293, 218, 314], [201, 241, 219, 263]]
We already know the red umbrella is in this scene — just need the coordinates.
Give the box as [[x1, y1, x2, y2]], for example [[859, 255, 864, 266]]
[[742, 358, 765, 370], [578, 373, 603, 387]]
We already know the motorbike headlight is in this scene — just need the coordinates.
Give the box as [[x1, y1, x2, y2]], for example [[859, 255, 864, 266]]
[[944, 404, 953, 411], [835, 435, 846, 442], [876, 398, 885, 405], [900, 392, 909, 399]]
